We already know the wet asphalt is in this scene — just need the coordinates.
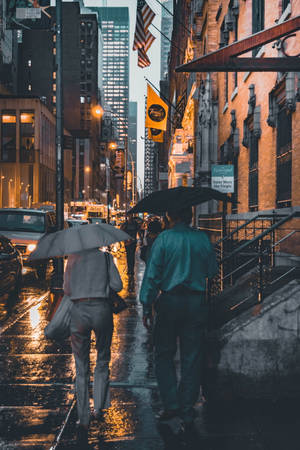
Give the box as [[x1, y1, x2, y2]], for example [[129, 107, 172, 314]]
[[0, 250, 300, 449]]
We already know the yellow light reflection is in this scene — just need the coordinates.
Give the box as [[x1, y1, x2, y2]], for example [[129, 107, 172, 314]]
[[101, 398, 135, 439], [29, 303, 41, 339]]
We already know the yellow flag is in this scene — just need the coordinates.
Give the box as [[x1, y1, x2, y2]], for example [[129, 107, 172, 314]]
[[148, 128, 164, 142], [145, 84, 169, 131]]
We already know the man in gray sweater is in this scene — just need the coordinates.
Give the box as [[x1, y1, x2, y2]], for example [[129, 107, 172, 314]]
[[64, 248, 122, 430]]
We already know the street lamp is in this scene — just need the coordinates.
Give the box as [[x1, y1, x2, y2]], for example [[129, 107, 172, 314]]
[[92, 105, 129, 220]]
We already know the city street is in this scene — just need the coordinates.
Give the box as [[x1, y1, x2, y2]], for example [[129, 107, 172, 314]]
[[0, 252, 300, 449]]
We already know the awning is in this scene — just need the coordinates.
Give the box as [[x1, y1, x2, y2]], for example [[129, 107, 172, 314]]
[[175, 15, 300, 73]]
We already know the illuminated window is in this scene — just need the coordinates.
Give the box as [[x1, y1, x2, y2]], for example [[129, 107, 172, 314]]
[[20, 111, 35, 163]]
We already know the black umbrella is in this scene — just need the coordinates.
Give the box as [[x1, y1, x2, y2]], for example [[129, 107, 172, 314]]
[[128, 186, 233, 214]]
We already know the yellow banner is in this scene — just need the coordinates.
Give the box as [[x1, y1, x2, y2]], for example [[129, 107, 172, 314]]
[[148, 128, 164, 142], [145, 84, 169, 131]]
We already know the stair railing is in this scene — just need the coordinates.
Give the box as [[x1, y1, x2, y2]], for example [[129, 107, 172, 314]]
[[209, 210, 300, 307]]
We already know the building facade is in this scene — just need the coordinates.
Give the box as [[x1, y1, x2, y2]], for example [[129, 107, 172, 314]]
[[160, 0, 173, 80], [18, 2, 100, 201], [144, 128, 159, 197], [0, 0, 18, 95], [0, 97, 72, 208], [128, 101, 137, 203], [165, 0, 299, 223], [95, 7, 129, 147]]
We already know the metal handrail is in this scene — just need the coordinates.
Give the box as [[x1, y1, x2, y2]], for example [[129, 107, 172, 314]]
[[222, 230, 298, 282], [218, 212, 290, 245], [217, 214, 260, 244], [221, 211, 300, 264]]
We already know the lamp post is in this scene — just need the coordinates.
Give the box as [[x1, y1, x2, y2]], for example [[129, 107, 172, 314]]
[[92, 105, 130, 218], [0, 174, 4, 208]]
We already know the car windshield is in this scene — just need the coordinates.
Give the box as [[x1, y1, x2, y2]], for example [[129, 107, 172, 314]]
[[0, 212, 46, 233]]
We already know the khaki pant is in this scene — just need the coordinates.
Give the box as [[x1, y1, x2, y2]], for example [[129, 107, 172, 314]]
[[70, 298, 113, 426]]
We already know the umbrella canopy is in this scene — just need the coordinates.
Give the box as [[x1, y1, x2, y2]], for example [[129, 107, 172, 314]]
[[29, 223, 131, 260], [128, 186, 233, 214]]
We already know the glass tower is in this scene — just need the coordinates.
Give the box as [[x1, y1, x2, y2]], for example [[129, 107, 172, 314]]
[[95, 7, 129, 146]]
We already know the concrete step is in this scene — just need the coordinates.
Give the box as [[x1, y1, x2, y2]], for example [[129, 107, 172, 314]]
[[204, 279, 300, 401]]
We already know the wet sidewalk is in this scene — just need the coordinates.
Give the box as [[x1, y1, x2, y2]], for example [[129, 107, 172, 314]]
[[0, 252, 300, 449]]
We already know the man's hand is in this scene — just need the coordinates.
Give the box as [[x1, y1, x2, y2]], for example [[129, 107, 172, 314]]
[[143, 313, 153, 330]]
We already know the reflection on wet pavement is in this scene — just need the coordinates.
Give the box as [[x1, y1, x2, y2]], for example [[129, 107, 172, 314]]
[[1, 249, 300, 449]]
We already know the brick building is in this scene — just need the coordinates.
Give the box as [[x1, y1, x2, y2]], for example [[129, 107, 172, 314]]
[[165, 0, 300, 223], [0, 96, 72, 208]]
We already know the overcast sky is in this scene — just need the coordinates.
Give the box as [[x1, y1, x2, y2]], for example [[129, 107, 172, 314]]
[[84, 0, 163, 190]]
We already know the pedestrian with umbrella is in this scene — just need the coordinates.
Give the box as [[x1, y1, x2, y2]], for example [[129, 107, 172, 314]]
[[130, 187, 230, 430], [30, 223, 130, 432]]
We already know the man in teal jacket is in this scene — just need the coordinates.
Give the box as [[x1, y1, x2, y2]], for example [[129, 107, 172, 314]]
[[139, 206, 217, 427]]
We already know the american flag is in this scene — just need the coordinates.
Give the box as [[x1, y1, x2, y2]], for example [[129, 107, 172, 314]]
[[144, 30, 155, 53], [138, 48, 151, 68], [133, 0, 156, 51]]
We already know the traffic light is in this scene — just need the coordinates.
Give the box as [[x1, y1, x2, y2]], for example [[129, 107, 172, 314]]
[[101, 115, 112, 142]]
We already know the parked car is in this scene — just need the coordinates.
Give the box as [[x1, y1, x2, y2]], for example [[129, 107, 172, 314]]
[[0, 208, 57, 279], [0, 235, 22, 302], [67, 219, 89, 227]]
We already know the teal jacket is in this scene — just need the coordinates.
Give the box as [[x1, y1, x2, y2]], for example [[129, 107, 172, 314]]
[[139, 223, 218, 315]]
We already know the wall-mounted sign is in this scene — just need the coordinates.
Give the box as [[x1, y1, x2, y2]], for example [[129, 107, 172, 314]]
[[211, 165, 234, 193]]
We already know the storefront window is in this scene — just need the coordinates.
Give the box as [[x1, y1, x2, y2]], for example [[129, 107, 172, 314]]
[[20, 111, 35, 163]]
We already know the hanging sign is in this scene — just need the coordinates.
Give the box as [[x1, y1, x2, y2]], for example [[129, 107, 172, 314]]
[[145, 84, 169, 131], [211, 165, 234, 193], [148, 128, 164, 142]]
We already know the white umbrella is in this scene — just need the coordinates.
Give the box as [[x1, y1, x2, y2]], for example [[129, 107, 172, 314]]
[[29, 223, 131, 259]]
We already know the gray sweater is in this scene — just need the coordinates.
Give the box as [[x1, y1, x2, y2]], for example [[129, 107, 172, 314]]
[[63, 249, 123, 300]]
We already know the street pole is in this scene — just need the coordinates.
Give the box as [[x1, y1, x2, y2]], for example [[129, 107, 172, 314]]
[[124, 134, 128, 217], [106, 142, 110, 224], [53, 0, 64, 290]]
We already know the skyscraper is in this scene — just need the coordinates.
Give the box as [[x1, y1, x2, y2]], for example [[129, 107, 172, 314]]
[[0, 1, 18, 95], [128, 102, 137, 163], [144, 128, 158, 197], [94, 7, 129, 146], [160, 0, 173, 80], [18, 2, 100, 200], [128, 101, 137, 202]]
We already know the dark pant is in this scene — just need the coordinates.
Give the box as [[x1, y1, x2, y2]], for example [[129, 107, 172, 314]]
[[153, 290, 208, 423], [125, 241, 136, 274]]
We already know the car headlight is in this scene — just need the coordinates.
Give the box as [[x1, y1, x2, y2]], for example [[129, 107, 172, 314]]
[[27, 243, 37, 253]]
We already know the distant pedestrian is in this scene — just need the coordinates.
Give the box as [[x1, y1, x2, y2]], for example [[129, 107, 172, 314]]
[[120, 213, 140, 275], [139, 207, 217, 429], [140, 218, 162, 263], [64, 248, 122, 431]]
